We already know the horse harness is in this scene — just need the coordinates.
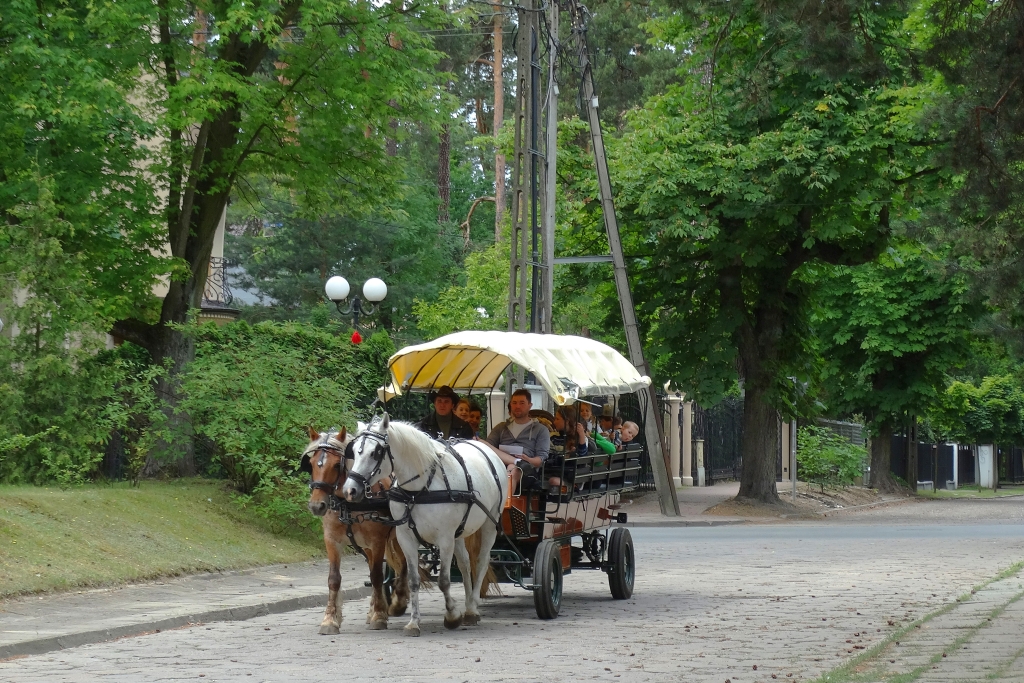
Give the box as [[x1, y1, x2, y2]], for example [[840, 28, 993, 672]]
[[305, 433, 389, 560], [347, 429, 505, 549]]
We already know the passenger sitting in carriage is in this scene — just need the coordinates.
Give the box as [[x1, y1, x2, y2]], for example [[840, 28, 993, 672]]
[[577, 400, 595, 434], [620, 421, 639, 444], [466, 401, 484, 437], [484, 389, 550, 494], [547, 405, 590, 488], [417, 385, 475, 440], [598, 404, 622, 448]]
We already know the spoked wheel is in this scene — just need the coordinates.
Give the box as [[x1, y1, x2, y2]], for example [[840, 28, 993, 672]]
[[607, 527, 635, 600], [533, 539, 564, 619]]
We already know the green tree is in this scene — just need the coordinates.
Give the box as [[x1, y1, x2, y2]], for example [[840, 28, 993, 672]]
[[413, 238, 510, 338], [0, 170, 162, 484], [48, 0, 446, 406], [931, 375, 1024, 446], [921, 0, 1024, 346], [814, 251, 975, 491], [227, 186, 464, 335], [615, 0, 938, 503]]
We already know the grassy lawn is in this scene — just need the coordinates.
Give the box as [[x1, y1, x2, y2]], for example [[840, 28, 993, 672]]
[[920, 484, 1024, 499], [0, 479, 325, 599]]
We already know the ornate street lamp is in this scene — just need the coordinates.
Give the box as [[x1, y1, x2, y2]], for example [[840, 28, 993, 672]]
[[325, 276, 388, 340]]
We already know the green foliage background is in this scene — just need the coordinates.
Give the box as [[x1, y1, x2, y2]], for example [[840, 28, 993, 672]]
[[797, 426, 868, 493]]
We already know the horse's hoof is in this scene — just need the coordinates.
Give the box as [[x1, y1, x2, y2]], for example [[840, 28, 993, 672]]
[[388, 605, 407, 617], [368, 619, 388, 630], [443, 614, 463, 630], [462, 613, 480, 626], [319, 624, 341, 635], [404, 624, 421, 637]]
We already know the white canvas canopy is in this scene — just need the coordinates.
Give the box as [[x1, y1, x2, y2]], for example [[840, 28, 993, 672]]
[[386, 330, 651, 405]]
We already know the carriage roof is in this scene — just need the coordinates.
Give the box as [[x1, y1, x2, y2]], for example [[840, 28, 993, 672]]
[[384, 330, 650, 406]]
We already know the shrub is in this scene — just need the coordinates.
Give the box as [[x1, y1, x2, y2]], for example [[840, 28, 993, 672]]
[[0, 341, 161, 486], [796, 425, 867, 493], [176, 320, 393, 531]]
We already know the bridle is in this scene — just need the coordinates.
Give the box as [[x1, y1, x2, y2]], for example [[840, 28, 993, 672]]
[[344, 429, 392, 492], [306, 432, 350, 497]]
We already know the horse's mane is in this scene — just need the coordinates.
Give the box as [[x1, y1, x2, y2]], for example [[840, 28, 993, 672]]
[[302, 429, 351, 458], [383, 420, 442, 480]]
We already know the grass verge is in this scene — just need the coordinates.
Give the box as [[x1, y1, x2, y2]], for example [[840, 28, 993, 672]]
[[919, 485, 1024, 499], [0, 479, 325, 599]]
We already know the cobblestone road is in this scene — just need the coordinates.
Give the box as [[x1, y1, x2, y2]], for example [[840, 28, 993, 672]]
[[3, 506, 1024, 683]]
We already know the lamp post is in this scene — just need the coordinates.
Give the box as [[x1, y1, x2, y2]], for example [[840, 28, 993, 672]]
[[325, 276, 388, 330]]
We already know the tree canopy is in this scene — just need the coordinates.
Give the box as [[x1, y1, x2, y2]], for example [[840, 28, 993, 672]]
[[614, 0, 939, 501]]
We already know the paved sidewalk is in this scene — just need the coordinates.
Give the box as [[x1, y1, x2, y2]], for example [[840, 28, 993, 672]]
[[825, 562, 1024, 682], [624, 481, 748, 526], [0, 555, 369, 659]]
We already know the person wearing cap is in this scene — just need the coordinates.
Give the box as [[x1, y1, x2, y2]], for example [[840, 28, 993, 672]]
[[417, 385, 475, 440]]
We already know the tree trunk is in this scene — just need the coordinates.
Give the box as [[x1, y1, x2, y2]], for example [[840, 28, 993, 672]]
[[492, 11, 506, 240], [869, 422, 902, 493], [437, 123, 451, 223], [148, 325, 196, 476], [736, 380, 782, 504], [726, 263, 785, 505]]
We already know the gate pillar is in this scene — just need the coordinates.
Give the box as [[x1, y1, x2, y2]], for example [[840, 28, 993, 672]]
[[681, 399, 693, 487], [666, 394, 683, 488]]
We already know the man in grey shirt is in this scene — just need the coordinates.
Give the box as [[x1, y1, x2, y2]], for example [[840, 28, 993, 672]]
[[485, 388, 550, 491]]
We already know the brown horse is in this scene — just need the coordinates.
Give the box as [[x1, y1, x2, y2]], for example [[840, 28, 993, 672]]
[[301, 427, 410, 633]]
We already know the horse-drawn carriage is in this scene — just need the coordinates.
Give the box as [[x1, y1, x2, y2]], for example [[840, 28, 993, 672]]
[[302, 331, 647, 634], [380, 331, 645, 619]]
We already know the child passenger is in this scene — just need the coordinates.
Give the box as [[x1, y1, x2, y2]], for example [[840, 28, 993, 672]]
[[577, 401, 595, 434], [620, 421, 639, 443], [548, 405, 589, 487]]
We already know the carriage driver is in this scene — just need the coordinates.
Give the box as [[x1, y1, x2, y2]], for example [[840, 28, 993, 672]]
[[483, 389, 551, 492], [417, 385, 475, 440]]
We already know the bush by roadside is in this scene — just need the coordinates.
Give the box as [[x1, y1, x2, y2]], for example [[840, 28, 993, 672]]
[[797, 425, 867, 493]]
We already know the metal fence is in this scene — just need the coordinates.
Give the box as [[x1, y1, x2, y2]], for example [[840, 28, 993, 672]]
[[692, 397, 744, 484]]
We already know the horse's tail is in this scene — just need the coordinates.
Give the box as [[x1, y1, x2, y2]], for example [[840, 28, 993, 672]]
[[465, 528, 502, 597], [386, 528, 433, 589]]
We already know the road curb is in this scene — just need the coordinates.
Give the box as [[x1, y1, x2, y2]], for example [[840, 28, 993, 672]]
[[626, 519, 749, 528], [0, 585, 371, 661]]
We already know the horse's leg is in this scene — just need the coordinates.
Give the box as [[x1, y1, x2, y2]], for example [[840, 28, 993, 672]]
[[452, 536, 477, 625], [468, 522, 498, 625], [437, 535, 462, 630], [385, 531, 409, 617], [395, 525, 422, 637], [366, 533, 389, 630], [319, 536, 344, 635]]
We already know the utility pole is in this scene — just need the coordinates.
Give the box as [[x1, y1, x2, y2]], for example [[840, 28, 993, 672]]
[[565, 0, 679, 516], [511, 0, 557, 335], [539, 0, 558, 333], [508, 0, 538, 334]]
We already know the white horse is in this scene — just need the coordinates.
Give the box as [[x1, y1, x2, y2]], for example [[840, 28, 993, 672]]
[[341, 414, 507, 636]]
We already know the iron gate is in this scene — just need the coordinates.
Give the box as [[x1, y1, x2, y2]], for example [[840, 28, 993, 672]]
[[692, 397, 744, 484]]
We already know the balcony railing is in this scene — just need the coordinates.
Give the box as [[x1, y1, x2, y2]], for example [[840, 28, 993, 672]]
[[202, 257, 234, 308]]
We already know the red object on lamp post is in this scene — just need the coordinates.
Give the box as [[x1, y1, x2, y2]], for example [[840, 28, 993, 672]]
[[351, 330, 363, 345]]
